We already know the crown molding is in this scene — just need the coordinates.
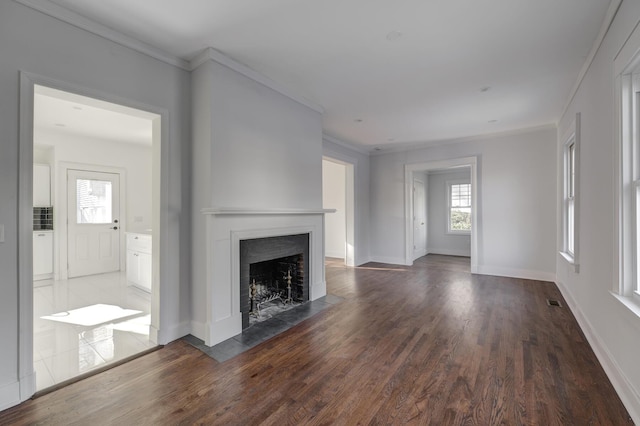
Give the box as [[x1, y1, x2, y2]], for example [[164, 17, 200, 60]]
[[322, 134, 370, 155], [190, 47, 324, 114], [202, 207, 335, 216], [14, 0, 190, 70], [370, 123, 558, 156], [559, 0, 623, 122]]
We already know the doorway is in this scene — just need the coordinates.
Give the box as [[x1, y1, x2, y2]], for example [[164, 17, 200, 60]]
[[405, 157, 479, 272], [412, 176, 427, 261], [29, 83, 161, 391], [322, 157, 356, 266]]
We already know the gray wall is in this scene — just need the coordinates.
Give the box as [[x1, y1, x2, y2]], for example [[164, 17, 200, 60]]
[[427, 169, 471, 257], [556, 0, 640, 420], [369, 127, 557, 280], [0, 1, 190, 409]]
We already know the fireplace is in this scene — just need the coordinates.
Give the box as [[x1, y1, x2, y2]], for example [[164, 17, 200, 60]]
[[240, 233, 309, 329]]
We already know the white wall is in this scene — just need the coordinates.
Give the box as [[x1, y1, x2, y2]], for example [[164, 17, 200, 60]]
[[427, 169, 471, 257], [323, 160, 346, 259], [370, 127, 557, 280], [555, 1, 640, 421], [35, 132, 153, 233], [322, 138, 371, 265], [190, 57, 324, 335], [0, 1, 190, 409]]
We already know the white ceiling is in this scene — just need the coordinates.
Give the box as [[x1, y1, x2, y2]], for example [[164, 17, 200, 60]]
[[34, 85, 155, 146], [45, 0, 612, 150]]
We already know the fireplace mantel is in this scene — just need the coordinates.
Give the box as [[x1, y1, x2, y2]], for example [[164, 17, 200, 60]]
[[202, 207, 336, 216], [196, 207, 331, 346]]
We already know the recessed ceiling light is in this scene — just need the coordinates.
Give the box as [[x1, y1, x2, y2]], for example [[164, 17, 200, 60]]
[[354, 118, 363, 123], [480, 86, 491, 92], [73, 106, 83, 110], [488, 119, 498, 123], [386, 31, 403, 42], [54, 123, 66, 127]]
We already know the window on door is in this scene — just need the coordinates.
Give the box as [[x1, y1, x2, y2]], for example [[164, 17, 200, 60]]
[[76, 179, 113, 224], [447, 181, 471, 234]]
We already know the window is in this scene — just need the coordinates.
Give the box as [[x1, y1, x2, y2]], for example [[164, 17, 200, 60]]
[[447, 181, 471, 234], [618, 62, 640, 296], [76, 178, 113, 224], [561, 114, 580, 271]]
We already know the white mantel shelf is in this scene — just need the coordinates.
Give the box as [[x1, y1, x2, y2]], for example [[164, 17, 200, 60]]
[[202, 207, 336, 215]]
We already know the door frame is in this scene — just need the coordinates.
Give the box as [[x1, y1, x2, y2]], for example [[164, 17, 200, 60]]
[[18, 71, 168, 400], [412, 176, 427, 261], [404, 157, 479, 272], [61, 164, 127, 280]]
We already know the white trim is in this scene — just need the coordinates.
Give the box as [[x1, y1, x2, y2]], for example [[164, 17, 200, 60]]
[[559, 251, 580, 273], [0, 381, 21, 412], [14, 0, 190, 70], [559, 0, 623, 123], [554, 282, 640, 425], [405, 157, 478, 273], [17, 73, 35, 408], [368, 255, 410, 266], [202, 207, 335, 216], [371, 124, 556, 155], [427, 248, 471, 257], [323, 134, 370, 155], [476, 265, 556, 283], [560, 113, 580, 272], [190, 47, 323, 114]]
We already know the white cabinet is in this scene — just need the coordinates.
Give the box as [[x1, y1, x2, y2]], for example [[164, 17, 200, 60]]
[[126, 233, 152, 292], [33, 164, 51, 207], [33, 231, 53, 280]]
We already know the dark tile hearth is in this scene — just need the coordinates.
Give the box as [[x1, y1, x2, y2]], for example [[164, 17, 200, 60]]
[[183, 294, 343, 362]]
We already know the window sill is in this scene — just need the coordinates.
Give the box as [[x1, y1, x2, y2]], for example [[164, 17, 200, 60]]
[[446, 230, 471, 236], [611, 291, 640, 324], [559, 251, 579, 273]]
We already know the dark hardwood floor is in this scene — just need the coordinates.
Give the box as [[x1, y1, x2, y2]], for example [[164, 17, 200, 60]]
[[1, 255, 632, 425]]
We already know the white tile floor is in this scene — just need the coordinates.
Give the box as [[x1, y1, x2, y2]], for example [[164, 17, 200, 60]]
[[33, 272, 154, 391]]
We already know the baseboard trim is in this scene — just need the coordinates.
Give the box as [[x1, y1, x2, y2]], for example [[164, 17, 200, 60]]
[[427, 248, 471, 257], [556, 280, 640, 424], [368, 256, 410, 266], [325, 250, 346, 259], [0, 380, 21, 412], [475, 265, 556, 282]]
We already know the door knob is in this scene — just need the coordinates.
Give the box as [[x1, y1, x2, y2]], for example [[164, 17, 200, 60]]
[[112, 226, 118, 230]]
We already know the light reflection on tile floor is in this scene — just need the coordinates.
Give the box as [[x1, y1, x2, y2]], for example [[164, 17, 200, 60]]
[[34, 272, 154, 391]]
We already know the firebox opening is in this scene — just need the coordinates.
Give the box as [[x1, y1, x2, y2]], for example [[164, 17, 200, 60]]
[[240, 233, 310, 330], [248, 254, 304, 326]]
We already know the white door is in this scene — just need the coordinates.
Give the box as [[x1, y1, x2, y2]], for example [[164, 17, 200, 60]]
[[413, 178, 427, 259], [67, 169, 121, 278]]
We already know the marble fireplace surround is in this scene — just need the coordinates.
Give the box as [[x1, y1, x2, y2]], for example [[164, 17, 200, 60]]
[[201, 208, 334, 346]]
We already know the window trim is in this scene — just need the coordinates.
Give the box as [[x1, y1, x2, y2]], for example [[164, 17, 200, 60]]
[[614, 34, 640, 301], [446, 180, 471, 235], [560, 113, 580, 273]]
